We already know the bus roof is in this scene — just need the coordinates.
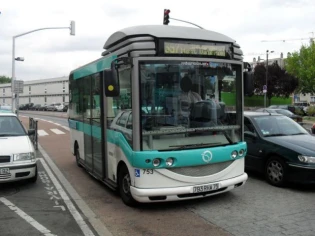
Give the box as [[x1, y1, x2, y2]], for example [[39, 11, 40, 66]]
[[104, 25, 237, 50]]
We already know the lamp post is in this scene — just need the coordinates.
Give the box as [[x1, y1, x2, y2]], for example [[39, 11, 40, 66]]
[[264, 50, 274, 107], [13, 57, 24, 116], [11, 21, 75, 113]]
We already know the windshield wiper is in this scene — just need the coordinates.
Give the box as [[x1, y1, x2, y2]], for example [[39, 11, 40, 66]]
[[0, 134, 23, 137], [0, 134, 13, 137], [290, 132, 307, 135], [169, 142, 223, 150], [264, 133, 288, 137]]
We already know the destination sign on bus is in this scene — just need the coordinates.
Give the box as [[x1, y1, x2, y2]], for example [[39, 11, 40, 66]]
[[164, 41, 227, 57]]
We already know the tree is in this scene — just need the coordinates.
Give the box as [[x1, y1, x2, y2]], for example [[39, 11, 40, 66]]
[[285, 41, 315, 95], [0, 75, 11, 84], [253, 62, 298, 105]]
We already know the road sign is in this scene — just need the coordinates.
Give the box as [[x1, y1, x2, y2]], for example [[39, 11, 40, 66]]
[[263, 85, 267, 93], [13, 80, 24, 93]]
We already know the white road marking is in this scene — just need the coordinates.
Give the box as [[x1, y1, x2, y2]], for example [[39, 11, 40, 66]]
[[61, 126, 70, 131], [50, 129, 65, 135], [38, 145, 112, 236], [39, 158, 96, 236], [38, 130, 49, 136], [0, 197, 56, 236]]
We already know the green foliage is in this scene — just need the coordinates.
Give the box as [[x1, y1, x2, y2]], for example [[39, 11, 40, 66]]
[[307, 106, 315, 116], [253, 63, 298, 102], [286, 41, 315, 95], [0, 75, 11, 84]]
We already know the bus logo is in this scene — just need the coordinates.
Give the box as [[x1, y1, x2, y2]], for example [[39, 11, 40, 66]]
[[202, 150, 213, 163]]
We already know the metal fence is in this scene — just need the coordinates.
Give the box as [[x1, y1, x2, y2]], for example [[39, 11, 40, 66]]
[[29, 117, 38, 150]]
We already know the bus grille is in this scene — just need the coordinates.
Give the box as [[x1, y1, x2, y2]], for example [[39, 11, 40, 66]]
[[167, 161, 234, 177]]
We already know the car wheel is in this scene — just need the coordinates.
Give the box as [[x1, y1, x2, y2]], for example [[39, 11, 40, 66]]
[[75, 146, 82, 167], [118, 164, 137, 207], [265, 156, 287, 187], [29, 166, 38, 183]]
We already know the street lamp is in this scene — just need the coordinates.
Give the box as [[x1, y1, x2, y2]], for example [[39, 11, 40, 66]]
[[14, 57, 24, 115], [11, 21, 75, 113], [264, 50, 274, 108]]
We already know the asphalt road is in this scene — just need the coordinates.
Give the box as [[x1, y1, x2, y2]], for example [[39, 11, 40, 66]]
[[0, 155, 96, 236], [15, 111, 315, 236]]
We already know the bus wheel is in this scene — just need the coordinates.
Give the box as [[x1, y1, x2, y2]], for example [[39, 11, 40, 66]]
[[265, 156, 287, 187], [75, 146, 82, 167], [118, 165, 137, 207]]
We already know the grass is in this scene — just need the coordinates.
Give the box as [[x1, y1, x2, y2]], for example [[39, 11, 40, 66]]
[[303, 116, 315, 122], [221, 93, 292, 107]]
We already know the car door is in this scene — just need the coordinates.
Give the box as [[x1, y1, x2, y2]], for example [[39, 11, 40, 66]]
[[244, 117, 265, 172]]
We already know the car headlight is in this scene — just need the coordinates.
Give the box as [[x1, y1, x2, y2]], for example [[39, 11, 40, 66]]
[[13, 152, 36, 162], [298, 155, 315, 163]]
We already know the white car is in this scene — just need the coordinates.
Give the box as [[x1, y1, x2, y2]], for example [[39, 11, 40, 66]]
[[0, 112, 37, 183]]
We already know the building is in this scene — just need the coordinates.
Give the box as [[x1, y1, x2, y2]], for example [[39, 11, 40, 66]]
[[0, 76, 69, 106]]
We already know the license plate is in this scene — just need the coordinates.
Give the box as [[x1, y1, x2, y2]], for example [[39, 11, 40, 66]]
[[0, 168, 10, 175], [193, 183, 219, 193]]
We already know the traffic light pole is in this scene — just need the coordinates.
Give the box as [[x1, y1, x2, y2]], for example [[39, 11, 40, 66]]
[[169, 17, 204, 29]]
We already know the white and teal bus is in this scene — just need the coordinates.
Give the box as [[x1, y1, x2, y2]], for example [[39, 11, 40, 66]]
[[68, 25, 252, 206]]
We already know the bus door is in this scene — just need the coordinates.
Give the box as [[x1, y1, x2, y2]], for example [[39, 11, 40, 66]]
[[83, 74, 103, 178], [104, 65, 132, 183], [90, 73, 103, 179]]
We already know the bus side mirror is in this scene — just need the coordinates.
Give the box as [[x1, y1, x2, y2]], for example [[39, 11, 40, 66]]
[[244, 72, 254, 97], [104, 61, 120, 97]]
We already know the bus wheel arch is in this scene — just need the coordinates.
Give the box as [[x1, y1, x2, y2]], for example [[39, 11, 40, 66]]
[[74, 141, 82, 167], [117, 162, 137, 207]]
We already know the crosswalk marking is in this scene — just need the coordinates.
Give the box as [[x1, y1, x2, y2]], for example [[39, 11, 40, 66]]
[[50, 129, 65, 135], [38, 130, 49, 136], [61, 126, 70, 131]]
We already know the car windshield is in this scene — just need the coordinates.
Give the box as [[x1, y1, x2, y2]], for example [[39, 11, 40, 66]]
[[139, 60, 241, 151], [253, 115, 308, 137], [0, 116, 27, 136]]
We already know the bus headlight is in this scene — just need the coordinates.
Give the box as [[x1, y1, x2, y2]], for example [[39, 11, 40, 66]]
[[231, 151, 238, 159], [239, 149, 245, 157], [152, 158, 161, 167], [166, 158, 174, 167]]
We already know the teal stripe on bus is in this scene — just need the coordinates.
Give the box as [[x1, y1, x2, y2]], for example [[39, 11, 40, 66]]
[[69, 119, 247, 168], [73, 55, 117, 80]]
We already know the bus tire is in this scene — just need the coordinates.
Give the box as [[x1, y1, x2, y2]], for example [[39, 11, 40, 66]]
[[265, 156, 287, 187], [118, 164, 137, 207], [75, 145, 82, 168]]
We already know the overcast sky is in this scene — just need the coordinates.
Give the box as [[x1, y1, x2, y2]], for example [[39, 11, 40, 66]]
[[1, 0, 315, 81]]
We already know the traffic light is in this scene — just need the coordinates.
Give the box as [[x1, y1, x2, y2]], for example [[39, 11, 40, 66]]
[[163, 9, 170, 25]]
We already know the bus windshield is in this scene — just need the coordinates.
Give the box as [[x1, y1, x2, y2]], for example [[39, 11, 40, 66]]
[[139, 60, 241, 151]]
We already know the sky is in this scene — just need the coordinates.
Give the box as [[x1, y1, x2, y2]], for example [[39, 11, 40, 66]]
[[1, 0, 315, 81]]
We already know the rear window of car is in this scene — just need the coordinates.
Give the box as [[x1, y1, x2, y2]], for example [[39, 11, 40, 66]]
[[0, 116, 27, 136]]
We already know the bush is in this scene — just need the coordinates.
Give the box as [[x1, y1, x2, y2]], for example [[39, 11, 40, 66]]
[[307, 106, 315, 116]]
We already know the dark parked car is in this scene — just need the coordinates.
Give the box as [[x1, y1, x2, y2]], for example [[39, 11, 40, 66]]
[[243, 111, 315, 186]]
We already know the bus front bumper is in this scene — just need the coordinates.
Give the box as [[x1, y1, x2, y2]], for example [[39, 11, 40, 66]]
[[130, 173, 248, 203]]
